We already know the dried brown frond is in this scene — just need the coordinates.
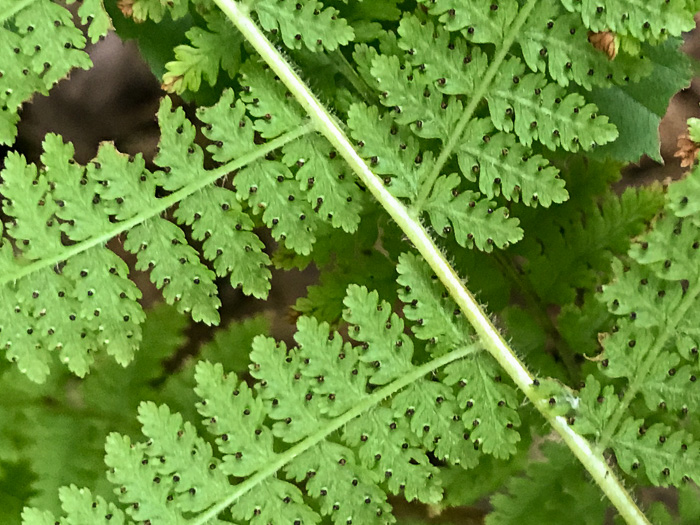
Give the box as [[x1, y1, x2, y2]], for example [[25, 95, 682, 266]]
[[117, 0, 135, 19], [675, 133, 700, 168], [588, 31, 617, 60]]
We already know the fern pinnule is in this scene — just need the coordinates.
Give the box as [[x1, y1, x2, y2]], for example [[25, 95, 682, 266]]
[[559, 0, 697, 39], [0, 0, 99, 145], [162, 10, 244, 94]]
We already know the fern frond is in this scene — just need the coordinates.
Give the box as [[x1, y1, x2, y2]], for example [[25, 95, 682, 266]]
[[457, 119, 568, 206], [122, 0, 189, 23], [370, 16, 618, 153], [22, 486, 129, 525], [23, 258, 525, 523], [513, 171, 664, 305], [0, 68, 363, 379], [162, 10, 243, 94], [347, 105, 523, 251], [252, 0, 354, 52], [488, 57, 618, 151], [560, 0, 696, 39], [517, 0, 652, 90], [568, 164, 700, 488], [0, 0, 99, 144], [396, 252, 473, 355], [612, 420, 700, 486], [66, 0, 111, 43], [347, 8, 617, 256], [425, 174, 524, 252], [417, 0, 519, 42]]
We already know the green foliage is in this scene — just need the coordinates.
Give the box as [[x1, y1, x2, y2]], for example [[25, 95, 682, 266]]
[[0, 0, 94, 144], [162, 10, 243, 94], [486, 442, 608, 525], [567, 164, 700, 489], [2, 0, 700, 524], [560, 0, 696, 39]]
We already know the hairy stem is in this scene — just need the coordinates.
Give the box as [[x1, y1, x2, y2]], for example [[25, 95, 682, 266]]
[[598, 279, 700, 450], [191, 344, 476, 525], [411, 0, 538, 212], [0, 123, 313, 287], [212, 1, 650, 523]]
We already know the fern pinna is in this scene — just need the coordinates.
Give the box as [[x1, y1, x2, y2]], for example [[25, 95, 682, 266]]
[[1, 0, 700, 523]]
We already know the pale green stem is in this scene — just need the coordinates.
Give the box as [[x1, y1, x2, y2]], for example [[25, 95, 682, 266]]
[[211, 1, 651, 524], [411, 0, 538, 212], [190, 344, 475, 525], [0, 124, 313, 287]]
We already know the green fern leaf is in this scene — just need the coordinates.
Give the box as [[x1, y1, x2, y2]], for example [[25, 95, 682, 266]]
[[560, 0, 696, 39], [0, 0, 93, 144], [395, 15, 488, 96], [516, 0, 652, 89], [570, 375, 620, 439], [0, 141, 146, 380], [105, 402, 231, 521], [197, 89, 257, 161], [370, 54, 463, 141], [126, 0, 189, 23], [343, 285, 415, 385], [346, 102, 430, 201], [67, 0, 111, 43], [343, 406, 443, 503], [285, 442, 392, 524], [22, 486, 129, 525], [282, 135, 363, 233], [239, 59, 305, 138], [174, 186, 272, 299], [612, 419, 700, 486], [124, 218, 221, 325], [153, 96, 208, 191], [162, 11, 243, 94], [457, 119, 567, 207], [1, 150, 63, 258], [23, 259, 527, 521], [425, 173, 523, 252], [489, 58, 618, 151], [417, 0, 519, 42], [443, 356, 521, 459], [563, 164, 700, 490], [396, 252, 473, 356], [514, 180, 664, 305], [252, 0, 354, 51], [486, 442, 608, 525], [236, 161, 320, 255], [392, 381, 479, 468]]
